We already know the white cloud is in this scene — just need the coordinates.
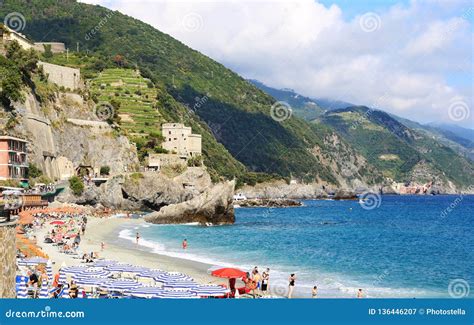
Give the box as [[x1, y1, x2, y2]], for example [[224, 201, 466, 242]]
[[80, 0, 473, 127]]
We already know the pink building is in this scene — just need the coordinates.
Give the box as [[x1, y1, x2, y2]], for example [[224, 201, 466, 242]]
[[0, 136, 28, 181]]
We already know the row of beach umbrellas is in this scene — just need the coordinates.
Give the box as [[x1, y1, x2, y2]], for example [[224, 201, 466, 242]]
[[17, 259, 239, 299]]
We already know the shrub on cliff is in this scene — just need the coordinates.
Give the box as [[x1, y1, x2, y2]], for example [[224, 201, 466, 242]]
[[100, 166, 110, 176], [69, 176, 84, 196]]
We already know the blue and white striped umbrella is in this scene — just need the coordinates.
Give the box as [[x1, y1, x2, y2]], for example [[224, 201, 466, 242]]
[[17, 257, 49, 266], [99, 280, 143, 292], [92, 260, 118, 268], [60, 285, 69, 299], [126, 286, 167, 298], [16, 280, 28, 299], [154, 272, 193, 283], [58, 272, 68, 285], [191, 285, 230, 297], [77, 269, 112, 278], [136, 270, 166, 279], [72, 277, 109, 287], [46, 263, 53, 282], [38, 280, 50, 299], [106, 265, 150, 274], [162, 280, 198, 289], [154, 289, 198, 299], [60, 265, 88, 275]]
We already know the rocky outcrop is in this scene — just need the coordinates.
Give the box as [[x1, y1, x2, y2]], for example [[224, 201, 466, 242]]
[[333, 189, 357, 200], [240, 180, 329, 199], [57, 172, 193, 211], [145, 181, 235, 225], [236, 198, 302, 208]]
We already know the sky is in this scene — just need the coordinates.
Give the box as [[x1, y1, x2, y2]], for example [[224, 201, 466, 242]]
[[80, 0, 473, 128]]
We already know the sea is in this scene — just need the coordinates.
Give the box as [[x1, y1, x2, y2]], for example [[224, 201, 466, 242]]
[[115, 195, 473, 298]]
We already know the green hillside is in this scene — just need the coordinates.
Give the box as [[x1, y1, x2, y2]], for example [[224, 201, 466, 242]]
[[89, 68, 161, 135], [317, 107, 474, 187], [0, 0, 344, 184], [249, 79, 326, 120]]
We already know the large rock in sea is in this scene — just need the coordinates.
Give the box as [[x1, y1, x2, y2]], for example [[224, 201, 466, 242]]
[[145, 180, 235, 225]]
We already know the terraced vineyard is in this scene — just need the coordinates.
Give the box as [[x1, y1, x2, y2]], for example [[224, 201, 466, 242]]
[[89, 68, 162, 137]]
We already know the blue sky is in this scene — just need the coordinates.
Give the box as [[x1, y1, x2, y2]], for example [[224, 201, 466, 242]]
[[82, 0, 473, 127]]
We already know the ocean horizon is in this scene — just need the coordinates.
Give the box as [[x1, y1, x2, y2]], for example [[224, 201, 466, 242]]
[[113, 195, 474, 298]]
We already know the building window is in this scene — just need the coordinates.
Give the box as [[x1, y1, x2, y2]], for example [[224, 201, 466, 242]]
[[169, 138, 171, 141]]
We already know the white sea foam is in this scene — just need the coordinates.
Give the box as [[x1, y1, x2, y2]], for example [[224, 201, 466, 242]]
[[117, 225, 435, 298]]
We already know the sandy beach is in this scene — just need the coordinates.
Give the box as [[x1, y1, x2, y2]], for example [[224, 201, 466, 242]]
[[34, 216, 226, 287]]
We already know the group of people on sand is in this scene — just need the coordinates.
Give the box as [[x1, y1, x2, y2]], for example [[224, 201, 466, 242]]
[[241, 266, 271, 298]]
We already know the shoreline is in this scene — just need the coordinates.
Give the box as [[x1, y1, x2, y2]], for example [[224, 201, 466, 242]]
[[37, 217, 222, 286]]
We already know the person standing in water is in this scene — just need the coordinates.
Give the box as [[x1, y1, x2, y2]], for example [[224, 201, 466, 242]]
[[182, 239, 187, 249], [288, 274, 296, 298], [312, 286, 318, 298], [261, 268, 270, 295], [357, 288, 364, 298], [136, 232, 140, 245]]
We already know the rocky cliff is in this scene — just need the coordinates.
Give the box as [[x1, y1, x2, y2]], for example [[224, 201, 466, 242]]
[[145, 180, 235, 225]]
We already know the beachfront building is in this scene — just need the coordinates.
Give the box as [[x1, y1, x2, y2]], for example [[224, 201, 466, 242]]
[[0, 136, 28, 181], [162, 123, 202, 158]]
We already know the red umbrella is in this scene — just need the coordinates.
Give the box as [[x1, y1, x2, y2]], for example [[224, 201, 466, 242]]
[[50, 220, 65, 225], [211, 268, 247, 279]]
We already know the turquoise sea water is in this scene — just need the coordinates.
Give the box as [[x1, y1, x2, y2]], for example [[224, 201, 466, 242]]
[[116, 195, 473, 298]]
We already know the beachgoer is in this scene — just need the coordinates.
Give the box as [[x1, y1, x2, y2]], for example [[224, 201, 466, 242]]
[[52, 272, 60, 287], [261, 268, 270, 295], [312, 286, 318, 298], [253, 270, 261, 297], [182, 239, 187, 249], [136, 232, 140, 244], [27, 270, 39, 287], [101, 242, 105, 251], [357, 289, 363, 298], [288, 274, 296, 298]]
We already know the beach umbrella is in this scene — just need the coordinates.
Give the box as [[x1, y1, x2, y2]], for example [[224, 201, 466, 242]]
[[211, 268, 246, 279], [77, 268, 111, 278], [38, 280, 50, 299], [154, 289, 198, 299], [16, 280, 28, 299], [136, 270, 166, 279], [126, 287, 167, 298], [191, 285, 230, 297], [73, 277, 109, 288], [61, 285, 70, 299], [60, 265, 88, 276], [162, 280, 198, 289], [92, 260, 118, 268], [105, 265, 150, 274], [46, 261, 53, 282], [58, 272, 67, 285], [50, 220, 65, 225], [17, 257, 48, 266], [154, 272, 194, 284], [100, 280, 143, 292]]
